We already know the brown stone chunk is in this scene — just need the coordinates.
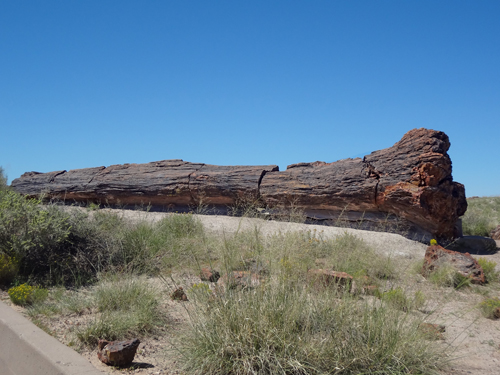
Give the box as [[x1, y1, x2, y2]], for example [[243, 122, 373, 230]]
[[418, 323, 446, 340], [491, 225, 500, 240], [200, 268, 220, 282], [97, 338, 140, 367], [422, 245, 485, 284], [217, 271, 261, 291], [170, 287, 188, 301], [307, 269, 354, 291]]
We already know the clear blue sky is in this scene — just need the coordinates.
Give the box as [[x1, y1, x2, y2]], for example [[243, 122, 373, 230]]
[[1, 1, 499, 196]]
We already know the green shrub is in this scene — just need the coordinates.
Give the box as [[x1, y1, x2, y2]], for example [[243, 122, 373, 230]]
[[477, 258, 499, 283], [178, 277, 444, 375], [462, 197, 500, 236], [119, 213, 206, 273], [76, 277, 164, 347], [0, 167, 7, 191], [379, 288, 426, 311], [8, 284, 48, 306], [188, 282, 213, 301], [0, 189, 209, 285], [428, 265, 471, 289], [271, 231, 394, 281], [0, 191, 73, 283], [0, 253, 18, 285], [479, 297, 500, 319]]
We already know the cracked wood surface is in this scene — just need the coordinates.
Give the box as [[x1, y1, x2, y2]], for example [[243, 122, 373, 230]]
[[11, 128, 467, 241]]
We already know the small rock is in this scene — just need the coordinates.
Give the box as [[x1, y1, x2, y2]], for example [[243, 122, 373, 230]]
[[97, 338, 140, 367], [494, 307, 500, 319], [446, 236, 497, 254], [200, 268, 220, 282], [237, 258, 269, 275], [307, 269, 353, 291], [422, 245, 485, 284], [491, 225, 500, 241], [217, 271, 261, 291], [170, 287, 188, 301], [418, 323, 445, 340], [361, 285, 379, 295]]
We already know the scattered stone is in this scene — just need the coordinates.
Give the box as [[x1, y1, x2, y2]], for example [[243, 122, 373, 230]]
[[491, 225, 500, 241], [97, 338, 140, 367], [307, 269, 354, 291], [236, 258, 269, 275], [200, 268, 220, 282], [494, 307, 500, 319], [217, 271, 261, 291], [422, 245, 485, 284], [446, 236, 498, 254], [170, 287, 188, 301], [418, 323, 445, 340], [361, 285, 379, 295]]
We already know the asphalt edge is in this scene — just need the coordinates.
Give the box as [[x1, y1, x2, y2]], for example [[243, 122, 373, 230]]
[[0, 300, 102, 375]]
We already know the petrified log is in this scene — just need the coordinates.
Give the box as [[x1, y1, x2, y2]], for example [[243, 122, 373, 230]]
[[11, 128, 467, 241], [260, 128, 467, 240], [12, 160, 278, 207], [421, 245, 485, 284]]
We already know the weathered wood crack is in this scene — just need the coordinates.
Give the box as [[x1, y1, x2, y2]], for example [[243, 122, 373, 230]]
[[11, 128, 467, 242]]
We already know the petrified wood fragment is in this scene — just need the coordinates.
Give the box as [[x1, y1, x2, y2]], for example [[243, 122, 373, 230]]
[[421, 245, 485, 284], [11, 128, 467, 241], [12, 160, 278, 207], [259, 128, 466, 240], [97, 338, 140, 367]]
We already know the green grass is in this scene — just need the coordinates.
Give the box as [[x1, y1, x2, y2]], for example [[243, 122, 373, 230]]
[[119, 213, 206, 273], [427, 264, 472, 289], [378, 288, 426, 312], [178, 276, 444, 375], [479, 297, 500, 319], [0, 179, 207, 285], [175, 227, 444, 375], [27, 277, 165, 348], [76, 277, 164, 347], [462, 196, 500, 237], [477, 258, 499, 284]]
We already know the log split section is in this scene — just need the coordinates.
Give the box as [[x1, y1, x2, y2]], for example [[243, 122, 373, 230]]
[[11, 128, 467, 242]]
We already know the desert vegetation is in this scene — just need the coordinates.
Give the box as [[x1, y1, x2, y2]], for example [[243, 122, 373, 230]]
[[462, 196, 500, 236], [1, 167, 500, 374]]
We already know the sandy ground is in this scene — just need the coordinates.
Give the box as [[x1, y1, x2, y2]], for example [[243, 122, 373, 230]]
[[2, 210, 500, 375]]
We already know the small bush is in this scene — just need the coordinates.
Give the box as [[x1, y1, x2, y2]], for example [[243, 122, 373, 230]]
[[379, 288, 426, 311], [178, 277, 444, 375], [477, 258, 499, 283], [479, 297, 500, 319], [0, 191, 107, 285], [8, 284, 48, 306], [0, 253, 18, 285], [119, 213, 206, 273], [428, 265, 471, 289], [76, 277, 164, 347], [188, 282, 212, 301], [0, 167, 7, 191], [462, 197, 500, 237]]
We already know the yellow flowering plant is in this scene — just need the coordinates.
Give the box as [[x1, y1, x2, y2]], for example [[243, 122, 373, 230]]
[[8, 283, 48, 306]]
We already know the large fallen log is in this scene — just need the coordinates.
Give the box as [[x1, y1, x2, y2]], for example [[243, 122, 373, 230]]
[[11, 128, 467, 242]]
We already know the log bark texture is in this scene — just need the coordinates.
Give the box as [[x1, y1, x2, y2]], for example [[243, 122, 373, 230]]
[[11, 128, 467, 241]]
